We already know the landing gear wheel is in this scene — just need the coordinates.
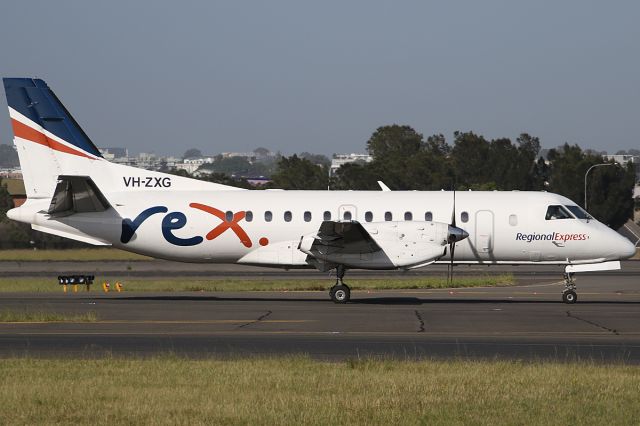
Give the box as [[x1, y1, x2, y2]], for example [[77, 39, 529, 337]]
[[562, 290, 577, 304], [330, 284, 350, 304], [562, 272, 577, 304]]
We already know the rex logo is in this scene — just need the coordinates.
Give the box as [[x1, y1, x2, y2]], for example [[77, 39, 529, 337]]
[[189, 203, 252, 248], [120, 203, 255, 248]]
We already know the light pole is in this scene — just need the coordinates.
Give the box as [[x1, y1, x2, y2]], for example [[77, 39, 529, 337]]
[[584, 163, 619, 211]]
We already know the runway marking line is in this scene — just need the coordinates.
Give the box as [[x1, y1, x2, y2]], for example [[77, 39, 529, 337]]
[[393, 290, 628, 297], [0, 320, 315, 325], [3, 330, 640, 337]]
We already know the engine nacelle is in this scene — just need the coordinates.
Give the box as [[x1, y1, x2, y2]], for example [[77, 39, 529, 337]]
[[299, 221, 450, 270]]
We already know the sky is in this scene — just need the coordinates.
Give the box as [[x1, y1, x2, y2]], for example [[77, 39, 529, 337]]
[[0, 1, 639, 157]]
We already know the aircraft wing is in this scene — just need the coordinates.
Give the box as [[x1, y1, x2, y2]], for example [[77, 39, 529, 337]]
[[314, 221, 382, 254], [299, 220, 450, 271]]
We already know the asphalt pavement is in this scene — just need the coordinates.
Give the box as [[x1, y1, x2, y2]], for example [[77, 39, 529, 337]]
[[0, 261, 639, 362]]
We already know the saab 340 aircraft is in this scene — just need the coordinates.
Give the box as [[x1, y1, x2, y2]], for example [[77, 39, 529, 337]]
[[3, 78, 636, 303]]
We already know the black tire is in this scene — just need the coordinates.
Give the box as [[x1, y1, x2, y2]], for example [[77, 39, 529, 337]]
[[562, 290, 577, 304], [330, 284, 350, 304]]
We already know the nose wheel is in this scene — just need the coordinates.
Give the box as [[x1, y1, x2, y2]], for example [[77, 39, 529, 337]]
[[562, 273, 578, 304], [329, 265, 351, 304]]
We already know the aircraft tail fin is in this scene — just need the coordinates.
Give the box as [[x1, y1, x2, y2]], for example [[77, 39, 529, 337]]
[[3, 77, 242, 203], [3, 78, 103, 199]]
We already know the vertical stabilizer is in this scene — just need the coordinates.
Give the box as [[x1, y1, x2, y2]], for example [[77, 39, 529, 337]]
[[3, 78, 103, 198]]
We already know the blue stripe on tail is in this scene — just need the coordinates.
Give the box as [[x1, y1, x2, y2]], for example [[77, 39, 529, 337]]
[[3, 78, 102, 158]]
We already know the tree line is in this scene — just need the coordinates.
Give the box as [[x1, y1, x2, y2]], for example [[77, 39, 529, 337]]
[[266, 125, 636, 230]]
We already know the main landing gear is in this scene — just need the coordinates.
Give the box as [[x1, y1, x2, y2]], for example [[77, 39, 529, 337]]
[[562, 272, 577, 304], [329, 265, 351, 304]]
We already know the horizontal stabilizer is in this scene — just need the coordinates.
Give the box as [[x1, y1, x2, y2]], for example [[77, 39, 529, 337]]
[[32, 224, 111, 246]]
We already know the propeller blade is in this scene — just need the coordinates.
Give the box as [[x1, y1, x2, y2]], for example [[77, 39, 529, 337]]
[[449, 242, 455, 285], [451, 189, 456, 228]]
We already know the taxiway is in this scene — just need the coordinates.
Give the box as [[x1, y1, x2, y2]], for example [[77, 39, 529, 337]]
[[0, 265, 638, 362]]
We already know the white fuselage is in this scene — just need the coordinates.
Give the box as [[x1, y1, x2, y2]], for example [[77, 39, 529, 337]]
[[13, 187, 635, 268]]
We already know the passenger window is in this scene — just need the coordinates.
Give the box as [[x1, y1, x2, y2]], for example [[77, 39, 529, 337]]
[[225, 211, 233, 221], [264, 211, 273, 222], [284, 211, 292, 222], [425, 212, 432, 221], [509, 214, 517, 226], [461, 212, 469, 223], [343, 211, 352, 221], [404, 212, 412, 221], [365, 211, 373, 222], [545, 205, 572, 220], [245, 211, 253, 222], [323, 211, 331, 221], [304, 211, 312, 222], [385, 212, 392, 221]]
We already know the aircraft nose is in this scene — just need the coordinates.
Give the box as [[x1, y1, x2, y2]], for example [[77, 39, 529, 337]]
[[620, 237, 637, 260], [448, 225, 469, 243]]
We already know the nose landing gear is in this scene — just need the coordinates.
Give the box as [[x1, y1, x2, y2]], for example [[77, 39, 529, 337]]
[[329, 265, 351, 304], [562, 272, 577, 304]]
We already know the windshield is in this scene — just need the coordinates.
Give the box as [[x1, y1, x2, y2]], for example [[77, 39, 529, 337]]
[[545, 205, 573, 220], [565, 205, 592, 220]]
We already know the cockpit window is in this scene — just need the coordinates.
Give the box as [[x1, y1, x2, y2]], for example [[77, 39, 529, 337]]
[[565, 205, 592, 220], [545, 205, 573, 220]]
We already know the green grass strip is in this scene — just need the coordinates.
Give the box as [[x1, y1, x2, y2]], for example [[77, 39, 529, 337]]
[[0, 310, 97, 322], [0, 248, 150, 262], [0, 275, 514, 293], [0, 356, 638, 425]]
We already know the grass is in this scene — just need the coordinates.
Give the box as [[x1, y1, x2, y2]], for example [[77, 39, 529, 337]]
[[0, 248, 151, 262], [0, 309, 97, 322], [0, 356, 638, 425], [0, 275, 514, 292]]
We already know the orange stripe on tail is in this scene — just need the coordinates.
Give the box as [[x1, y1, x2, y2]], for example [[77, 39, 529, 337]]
[[11, 118, 94, 159]]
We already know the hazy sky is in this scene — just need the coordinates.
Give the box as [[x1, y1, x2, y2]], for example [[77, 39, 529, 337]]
[[1, 1, 638, 156]]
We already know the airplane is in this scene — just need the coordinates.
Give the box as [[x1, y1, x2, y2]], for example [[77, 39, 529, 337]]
[[2, 77, 636, 304]]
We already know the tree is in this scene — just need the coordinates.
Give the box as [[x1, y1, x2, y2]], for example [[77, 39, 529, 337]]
[[546, 144, 592, 203], [270, 155, 328, 190], [199, 156, 270, 177], [547, 144, 634, 229], [299, 152, 331, 168], [0, 182, 14, 221], [183, 148, 203, 159], [0, 182, 87, 249], [168, 169, 254, 189], [515, 133, 542, 190], [586, 162, 635, 228], [419, 134, 453, 190], [366, 125, 426, 190], [367, 125, 423, 160], [332, 162, 380, 190], [253, 147, 271, 158], [450, 131, 491, 189], [0, 144, 19, 168], [197, 172, 254, 189]]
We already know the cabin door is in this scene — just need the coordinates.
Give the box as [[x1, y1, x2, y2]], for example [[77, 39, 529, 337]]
[[475, 210, 494, 255]]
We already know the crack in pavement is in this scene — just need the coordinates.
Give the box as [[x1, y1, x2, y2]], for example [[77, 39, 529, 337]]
[[237, 310, 273, 329], [566, 311, 619, 335], [414, 310, 425, 333]]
